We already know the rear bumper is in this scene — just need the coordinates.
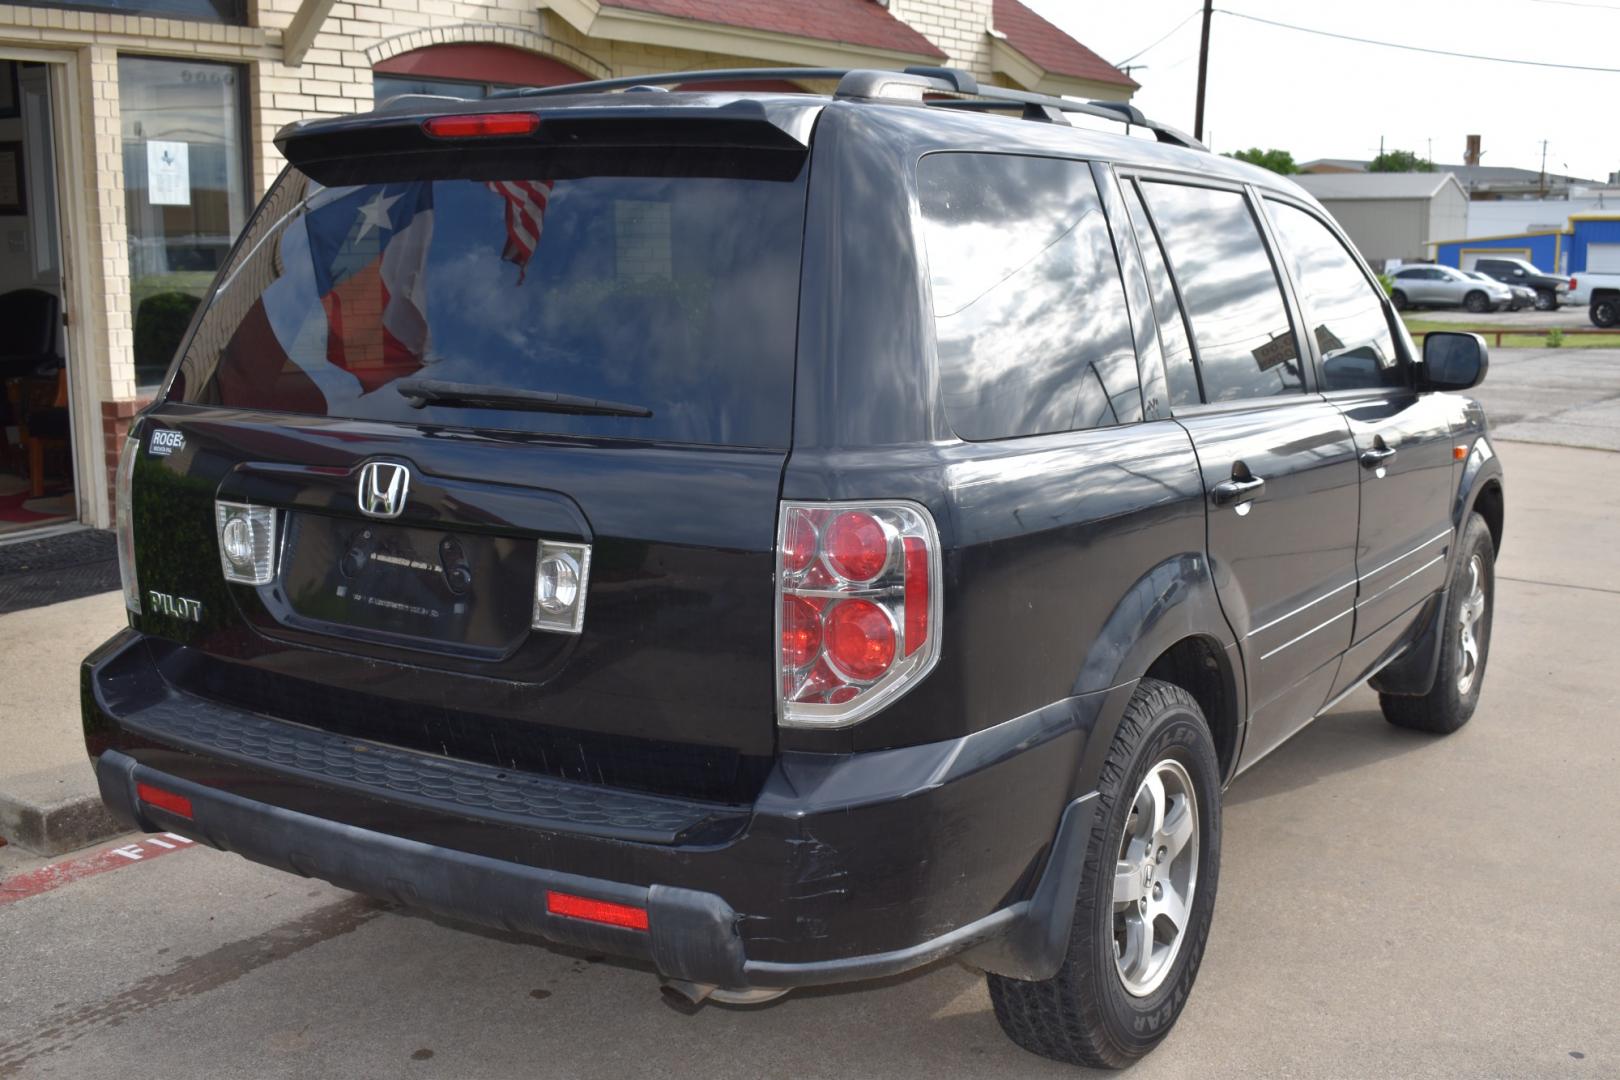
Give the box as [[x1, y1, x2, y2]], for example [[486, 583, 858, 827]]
[[84, 630, 1118, 991]]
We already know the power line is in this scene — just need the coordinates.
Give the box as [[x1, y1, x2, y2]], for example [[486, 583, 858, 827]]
[[1218, 9, 1620, 73], [1116, 7, 1204, 66], [1527, 0, 1620, 11]]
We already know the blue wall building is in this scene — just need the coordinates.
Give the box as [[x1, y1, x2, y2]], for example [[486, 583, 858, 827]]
[[1433, 215, 1620, 275]]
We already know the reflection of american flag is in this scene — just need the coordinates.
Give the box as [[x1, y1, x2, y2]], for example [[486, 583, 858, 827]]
[[484, 180, 555, 282]]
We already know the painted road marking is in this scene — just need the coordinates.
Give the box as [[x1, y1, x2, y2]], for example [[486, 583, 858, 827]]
[[0, 833, 197, 906]]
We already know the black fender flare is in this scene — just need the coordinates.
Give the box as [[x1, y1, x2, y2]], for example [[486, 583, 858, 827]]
[[1069, 552, 1245, 794], [968, 556, 1243, 981], [1374, 436, 1504, 696]]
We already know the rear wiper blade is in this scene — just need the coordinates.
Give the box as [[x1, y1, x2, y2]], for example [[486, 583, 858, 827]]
[[396, 379, 652, 418]]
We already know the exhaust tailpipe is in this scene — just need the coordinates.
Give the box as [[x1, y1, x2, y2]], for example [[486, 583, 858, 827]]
[[659, 980, 791, 1013]]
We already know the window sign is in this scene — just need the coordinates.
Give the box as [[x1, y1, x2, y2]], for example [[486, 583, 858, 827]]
[[120, 55, 248, 388], [146, 140, 190, 206]]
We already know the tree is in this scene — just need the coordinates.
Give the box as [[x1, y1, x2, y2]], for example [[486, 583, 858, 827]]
[[1223, 147, 1299, 175], [1368, 150, 1435, 173]]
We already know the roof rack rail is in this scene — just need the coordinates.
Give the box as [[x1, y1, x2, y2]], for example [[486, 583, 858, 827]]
[[485, 65, 1205, 151], [898, 66, 1204, 149]]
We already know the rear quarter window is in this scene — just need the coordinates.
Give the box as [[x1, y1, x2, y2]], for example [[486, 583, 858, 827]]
[[918, 152, 1142, 441]]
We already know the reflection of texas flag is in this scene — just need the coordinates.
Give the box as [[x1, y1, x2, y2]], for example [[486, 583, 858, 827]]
[[305, 184, 434, 392], [214, 182, 434, 412]]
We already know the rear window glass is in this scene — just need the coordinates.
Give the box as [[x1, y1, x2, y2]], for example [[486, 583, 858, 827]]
[[171, 160, 808, 447], [918, 152, 1142, 441]]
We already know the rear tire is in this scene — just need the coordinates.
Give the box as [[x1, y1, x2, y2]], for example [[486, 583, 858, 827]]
[[1463, 290, 1489, 314], [1592, 297, 1619, 328], [1534, 288, 1557, 312], [1380, 514, 1495, 734], [1392, 289, 1409, 311], [988, 679, 1221, 1069]]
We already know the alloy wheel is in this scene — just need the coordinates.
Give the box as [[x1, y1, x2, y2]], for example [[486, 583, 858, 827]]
[[1113, 759, 1199, 997], [1456, 554, 1487, 695]]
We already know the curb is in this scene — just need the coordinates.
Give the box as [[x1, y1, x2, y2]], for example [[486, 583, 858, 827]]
[[0, 763, 125, 857]]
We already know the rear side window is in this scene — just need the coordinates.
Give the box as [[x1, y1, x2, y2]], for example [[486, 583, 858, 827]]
[[171, 159, 808, 447], [918, 153, 1142, 441], [1120, 180, 1201, 408], [1265, 200, 1405, 392], [1141, 182, 1303, 402]]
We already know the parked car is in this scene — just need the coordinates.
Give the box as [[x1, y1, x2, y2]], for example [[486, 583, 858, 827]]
[[1472, 256, 1568, 311], [1389, 264, 1513, 313], [1567, 272, 1620, 327], [1467, 269, 1535, 311], [84, 66, 1505, 1070]]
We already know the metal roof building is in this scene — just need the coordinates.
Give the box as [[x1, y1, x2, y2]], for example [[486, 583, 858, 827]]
[[1292, 172, 1471, 268]]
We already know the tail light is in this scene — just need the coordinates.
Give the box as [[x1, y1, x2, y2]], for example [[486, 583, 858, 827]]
[[775, 501, 941, 728], [423, 113, 539, 139], [115, 434, 141, 614], [215, 501, 279, 585], [1570, 277, 1578, 290]]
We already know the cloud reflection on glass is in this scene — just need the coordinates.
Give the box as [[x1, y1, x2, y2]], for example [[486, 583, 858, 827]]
[[919, 153, 1142, 442], [1140, 182, 1303, 402]]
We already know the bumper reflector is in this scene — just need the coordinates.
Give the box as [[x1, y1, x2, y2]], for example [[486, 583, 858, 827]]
[[545, 890, 649, 931], [136, 782, 194, 820]]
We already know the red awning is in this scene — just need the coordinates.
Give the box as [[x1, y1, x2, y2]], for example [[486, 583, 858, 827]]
[[991, 0, 1136, 88], [602, 0, 947, 59]]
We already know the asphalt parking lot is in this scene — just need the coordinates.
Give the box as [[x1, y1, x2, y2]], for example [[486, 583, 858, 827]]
[[3, 352, 1618, 1079]]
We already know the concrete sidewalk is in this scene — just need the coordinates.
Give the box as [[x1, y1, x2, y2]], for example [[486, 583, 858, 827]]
[[0, 591, 127, 854]]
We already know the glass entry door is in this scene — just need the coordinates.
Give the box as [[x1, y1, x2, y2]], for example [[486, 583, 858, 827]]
[[119, 55, 248, 390]]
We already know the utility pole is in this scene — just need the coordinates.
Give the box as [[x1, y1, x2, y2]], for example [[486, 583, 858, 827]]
[[1119, 63, 1148, 137], [1193, 0, 1214, 142], [1540, 140, 1548, 197]]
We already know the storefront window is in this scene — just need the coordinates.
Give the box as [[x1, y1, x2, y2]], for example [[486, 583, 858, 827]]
[[119, 56, 248, 388], [12, 0, 245, 25]]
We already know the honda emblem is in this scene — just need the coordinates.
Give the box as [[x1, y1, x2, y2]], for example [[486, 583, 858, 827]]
[[357, 461, 410, 519]]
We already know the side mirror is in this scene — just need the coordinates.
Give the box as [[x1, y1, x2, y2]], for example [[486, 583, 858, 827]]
[[1513, 268, 1526, 277], [1423, 332, 1489, 391]]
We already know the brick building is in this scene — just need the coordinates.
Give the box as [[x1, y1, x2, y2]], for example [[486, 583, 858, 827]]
[[0, 0, 1131, 533]]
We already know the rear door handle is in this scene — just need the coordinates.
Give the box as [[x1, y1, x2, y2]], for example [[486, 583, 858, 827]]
[[1360, 445, 1398, 468], [1211, 475, 1266, 507]]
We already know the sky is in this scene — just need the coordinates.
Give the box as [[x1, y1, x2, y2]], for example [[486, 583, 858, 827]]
[[1025, 0, 1620, 182]]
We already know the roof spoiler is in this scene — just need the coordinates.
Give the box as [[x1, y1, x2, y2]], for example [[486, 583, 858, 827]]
[[273, 96, 816, 172]]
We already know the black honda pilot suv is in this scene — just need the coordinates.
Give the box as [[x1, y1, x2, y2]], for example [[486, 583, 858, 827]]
[[84, 66, 1505, 1068]]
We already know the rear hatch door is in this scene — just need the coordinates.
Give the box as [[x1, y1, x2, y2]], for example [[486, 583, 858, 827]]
[[130, 103, 814, 800]]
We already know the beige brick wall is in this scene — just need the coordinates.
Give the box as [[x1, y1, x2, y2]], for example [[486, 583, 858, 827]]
[[889, 0, 994, 82]]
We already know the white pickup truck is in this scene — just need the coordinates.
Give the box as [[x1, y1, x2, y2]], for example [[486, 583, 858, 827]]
[[1567, 272, 1620, 327]]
